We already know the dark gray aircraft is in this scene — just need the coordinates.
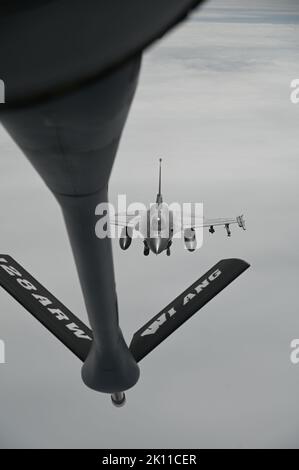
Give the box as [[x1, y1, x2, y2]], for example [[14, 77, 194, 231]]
[[113, 159, 246, 256], [0, 1, 250, 407]]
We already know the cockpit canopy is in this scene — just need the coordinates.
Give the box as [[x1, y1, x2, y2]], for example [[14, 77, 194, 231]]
[[148, 203, 170, 237]]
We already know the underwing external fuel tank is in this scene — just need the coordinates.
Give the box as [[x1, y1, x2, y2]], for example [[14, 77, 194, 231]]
[[120, 226, 133, 251], [0, 0, 205, 394], [184, 228, 197, 252]]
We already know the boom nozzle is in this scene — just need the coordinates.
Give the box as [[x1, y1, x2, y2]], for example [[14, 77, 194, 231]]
[[111, 392, 126, 407]]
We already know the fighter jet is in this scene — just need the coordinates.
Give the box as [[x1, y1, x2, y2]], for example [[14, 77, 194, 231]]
[[112, 159, 246, 256]]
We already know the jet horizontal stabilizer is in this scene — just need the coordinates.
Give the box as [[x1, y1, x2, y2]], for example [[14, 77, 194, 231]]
[[129, 258, 250, 362]]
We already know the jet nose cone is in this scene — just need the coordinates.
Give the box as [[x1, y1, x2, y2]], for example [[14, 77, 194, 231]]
[[152, 238, 162, 254], [149, 237, 167, 254]]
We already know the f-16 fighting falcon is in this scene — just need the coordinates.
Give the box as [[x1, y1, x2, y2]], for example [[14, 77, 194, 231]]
[[111, 159, 246, 256]]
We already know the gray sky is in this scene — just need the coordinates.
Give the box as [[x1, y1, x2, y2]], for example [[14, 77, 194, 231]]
[[0, 0, 298, 448]]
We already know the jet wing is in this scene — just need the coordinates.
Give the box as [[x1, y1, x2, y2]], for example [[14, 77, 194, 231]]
[[183, 215, 246, 230], [110, 213, 142, 227]]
